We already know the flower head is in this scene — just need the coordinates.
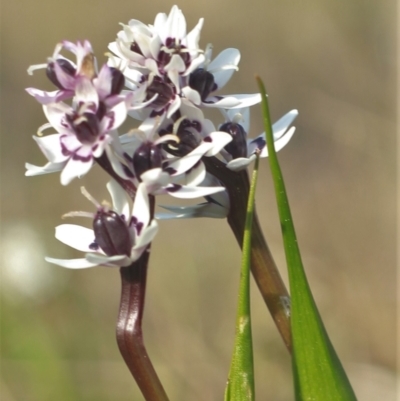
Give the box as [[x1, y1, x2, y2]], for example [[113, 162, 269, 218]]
[[46, 180, 157, 268]]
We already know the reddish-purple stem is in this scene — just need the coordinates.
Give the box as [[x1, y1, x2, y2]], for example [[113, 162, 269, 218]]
[[116, 251, 169, 401]]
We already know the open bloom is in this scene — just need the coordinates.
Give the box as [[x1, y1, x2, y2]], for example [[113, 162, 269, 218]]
[[220, 108, 299, 171], [26, 40, 96, 104], [109, 5, 205, 92], [26, 75, 130, 185], [46, 180, 157, 268], [182, 45, 261, 109], [115, 115, 232, 198]]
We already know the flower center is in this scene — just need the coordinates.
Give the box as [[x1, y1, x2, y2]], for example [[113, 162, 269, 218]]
[[189, 69, 216, 101], [132, 141, 163, 179], [93, 210, 132, 257], [220, 122, 248, 159]]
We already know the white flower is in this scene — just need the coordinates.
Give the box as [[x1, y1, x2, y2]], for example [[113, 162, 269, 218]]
[[26, 76, 130, 185], [114, 116, 231, 198], [220, 108, 299, 171], [182, 45, 261, 109], [26, 40, 95, 104], [46, 180, 158, 268], [109, 5, 205, 92], [157, 173, 229, 219]]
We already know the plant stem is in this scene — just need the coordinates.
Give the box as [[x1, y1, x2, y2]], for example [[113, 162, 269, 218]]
[[116, 251, 170, 401], [116, 193, 169, 401], [204, 157, 292, 353]]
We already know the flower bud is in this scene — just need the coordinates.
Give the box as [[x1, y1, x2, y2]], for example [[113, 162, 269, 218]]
[[189, 69, 216, 101], [93, 210, 132, 256], [133, 142, 163, 178], [220, 122, 248, 159]]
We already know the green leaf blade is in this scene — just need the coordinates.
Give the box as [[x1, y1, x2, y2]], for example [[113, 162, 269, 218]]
[[224, 156, 260, 401], [256, 76, 358, 401]]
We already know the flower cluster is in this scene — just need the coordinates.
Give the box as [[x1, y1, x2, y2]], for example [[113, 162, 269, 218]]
[[26, 5, 298, 268]]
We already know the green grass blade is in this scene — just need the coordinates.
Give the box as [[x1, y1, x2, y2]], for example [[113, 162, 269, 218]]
[[256, 76, 358, 401], [224, 156, 260, 401]]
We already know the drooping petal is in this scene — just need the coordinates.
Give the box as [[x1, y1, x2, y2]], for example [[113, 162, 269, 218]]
[[165, 184, 225, 199], [25, 88, 73, 104], [25, 161, 66, 176], [85, 253, 129, 266], [158, 202, 228, 219], [45, 257, 98, 269], [226, 156, 255, 171], [204, 93, 261, 109]]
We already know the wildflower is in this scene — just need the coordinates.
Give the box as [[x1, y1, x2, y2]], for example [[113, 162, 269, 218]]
[[46, 180, 157, 268], [109, 5, 205, 92], [26, 69, 131, 185], [182, 44, 261, 109], [220, 108, 299, 171]]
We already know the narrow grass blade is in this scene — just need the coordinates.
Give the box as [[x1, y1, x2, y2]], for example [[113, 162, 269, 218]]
[[224, 156, 260, 401], [256, 76, 357, 401]]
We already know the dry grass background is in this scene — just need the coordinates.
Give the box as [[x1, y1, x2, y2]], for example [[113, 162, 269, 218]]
[[1, 0, 397, 400]]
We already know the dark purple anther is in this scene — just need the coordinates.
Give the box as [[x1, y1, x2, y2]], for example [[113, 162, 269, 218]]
[[167, 119, 202, 157], [110, 68, 125, 95], [189, 69, 216, 101], [68, 112, 100, 144], [93, 210, 132, 256], [132, 142, 163, 179], [146, 77, 175, 109], [220, 122, 248, 159], [46, 59, 76, 89], [158, 38, 191, 72]]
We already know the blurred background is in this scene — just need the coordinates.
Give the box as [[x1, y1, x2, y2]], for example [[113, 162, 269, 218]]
[[1, 0, 397, 400]]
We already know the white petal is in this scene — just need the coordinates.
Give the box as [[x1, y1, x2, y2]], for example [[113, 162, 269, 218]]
[[26, 88, 72, 104], [85, 253, 129, 266], [45, 257, 98, 269], [132, 182, 150, 229], [226, 156, 255, 171], [185, 162, 206, 187], [60, 157, 93, 185], [140, 168, 170, 187], [55, 224, 96, 252], [106, 179, 131, 217], [259, 127, 296, 157], [181, 86, 202, 106], [25, 161, 66, 176], [75, 77, 99, 109], [134, 219, 158, 248], [33, 134, 67, 163], [203, 131, 232, 156], [166, 184, 225, 199], [208, 48, 240, 90], [158, 202, 228, 219], [43, 103, 72, 133], [204, 93, 261, 109], [272, 109, 298, 140]]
